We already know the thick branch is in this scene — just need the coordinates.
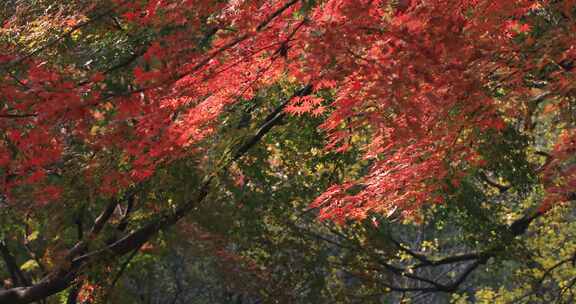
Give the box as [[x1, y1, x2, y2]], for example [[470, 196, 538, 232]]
[[0, 240, 30, 287], [65, 197, 122, 260]]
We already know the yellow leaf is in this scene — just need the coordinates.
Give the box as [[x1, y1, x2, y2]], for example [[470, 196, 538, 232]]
[[26, 231, 39, 242], [20, 260, 39, 272]]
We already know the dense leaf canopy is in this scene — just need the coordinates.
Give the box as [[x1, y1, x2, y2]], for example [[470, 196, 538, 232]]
[[0, 0, 575, 303]]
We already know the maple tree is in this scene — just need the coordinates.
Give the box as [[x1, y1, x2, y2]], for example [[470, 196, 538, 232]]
[[0, 0, 575, 303]]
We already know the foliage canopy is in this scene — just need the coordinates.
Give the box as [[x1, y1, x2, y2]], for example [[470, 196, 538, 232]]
[[0, 0, 576, 303]]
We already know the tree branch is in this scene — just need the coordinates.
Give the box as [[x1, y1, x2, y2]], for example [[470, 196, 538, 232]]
[[0, 1, 131, 70], [0, 84, 312, 304], [0, 240, 30, 287], [479, 171, 510, 192]]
